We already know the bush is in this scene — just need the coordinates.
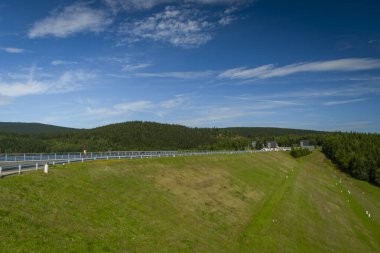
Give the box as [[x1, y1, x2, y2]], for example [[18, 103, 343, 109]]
[[291, 147, 312, 158]]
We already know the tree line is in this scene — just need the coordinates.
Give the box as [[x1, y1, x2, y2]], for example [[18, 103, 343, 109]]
[[0, 121, 379, 186], [322, 132, 380, 186]]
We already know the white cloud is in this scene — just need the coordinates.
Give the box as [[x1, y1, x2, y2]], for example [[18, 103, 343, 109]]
[[0, 68, 95, 97], [187, 0, 248, 5], [104, 0, 173, 11], [0, 47, 25, 53], [0, 80, 48, 97], [218, 15, 235, 25], [114, 101, 153, 111], [119, 6, 214, 48], [160, 94, 186, 109], [51, 60, 78, 66], [86, 100, 153, 116], [135, 70, 214, 78], [220, 58, 380, 79], [323, 98, 367, 106], [28, 3, 112, 38], [123, 63, 151, 71], [104, 0, 250, 11]]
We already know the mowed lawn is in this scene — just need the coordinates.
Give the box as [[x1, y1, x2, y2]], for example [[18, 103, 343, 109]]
[[0, 151, 379, 252]]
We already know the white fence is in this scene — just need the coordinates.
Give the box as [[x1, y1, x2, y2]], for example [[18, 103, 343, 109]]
[[0, 150, 259, 177]]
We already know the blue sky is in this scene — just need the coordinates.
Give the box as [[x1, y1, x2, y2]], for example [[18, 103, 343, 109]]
[[1, 0, 380, 132]]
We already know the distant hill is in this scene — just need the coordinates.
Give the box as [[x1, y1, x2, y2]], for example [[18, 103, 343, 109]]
[[0, 121, 327, 153], [0, 122, 78, 134], [222, 127, 325, 137]]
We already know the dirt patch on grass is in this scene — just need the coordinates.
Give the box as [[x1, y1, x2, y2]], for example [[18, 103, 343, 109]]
[[154, 165, 263, 226]]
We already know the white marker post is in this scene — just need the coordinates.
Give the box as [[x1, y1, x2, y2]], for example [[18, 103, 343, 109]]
[[44, 163, 49, 174]]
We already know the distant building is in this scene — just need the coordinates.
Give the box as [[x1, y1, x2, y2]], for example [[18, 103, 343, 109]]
[[300, 140, 315, 151], [266, 141, 278, 149], [303, 146, 315, 151]]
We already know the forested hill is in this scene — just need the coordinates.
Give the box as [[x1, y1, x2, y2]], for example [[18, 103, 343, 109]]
[[222, 127, 325, 137], [0, 122, 77, 134], [1, 121, 379, 186], [0, 121, 324, 153]]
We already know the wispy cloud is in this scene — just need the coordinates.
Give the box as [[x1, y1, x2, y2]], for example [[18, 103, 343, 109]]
[[87, 100, 153, 115], [220, 58, 380, 79], [119, 6, 214, 48], [28, 2, 112, 38], [0, 67, 95, 97], [228, 85, 380, 102], [0, 47, 25, 54], [104, 0, 173, 11], [322, 98, 367, 106], [123, 63, 151, 72], [105, 0, 251, 11], [135, 70, 214, 79], [51, 60, 78, 66], [160, 94, 187, 109]]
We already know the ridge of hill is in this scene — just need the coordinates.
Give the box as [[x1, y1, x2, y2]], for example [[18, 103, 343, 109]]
[[0, 122, 78, 134]]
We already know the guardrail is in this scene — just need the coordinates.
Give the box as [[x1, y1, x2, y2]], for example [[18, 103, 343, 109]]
[[0, 150, 259, 178]]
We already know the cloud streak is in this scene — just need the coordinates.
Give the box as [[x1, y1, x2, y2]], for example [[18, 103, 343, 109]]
[[105, 0, 251, 11], [0, 47, 25, 53], [0, 68, 95, 97], [323, 98, 367, 106], [135, 70, 214, 79], [220, 58, 380, 79], [29, 3, 112, 38]]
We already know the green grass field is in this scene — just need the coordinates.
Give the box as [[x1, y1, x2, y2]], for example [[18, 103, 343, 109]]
[[0, 151, 379, 252]]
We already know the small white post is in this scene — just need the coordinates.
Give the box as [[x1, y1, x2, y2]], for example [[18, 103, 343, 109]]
[[53, 161, 55, 166], [82, 158, 84, 163], [19, 164, 22, 174], [0, 166, 2, 177], [36, 163, 38, 171], [44, 163, 48, 174], [107, 156, 109, 160]]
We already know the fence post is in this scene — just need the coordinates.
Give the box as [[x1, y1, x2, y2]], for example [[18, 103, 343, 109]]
[[24, 153, 26, 161], [0, 166, 2, 177], [36, 163, 38, 171], [19, 164, 22, 174]]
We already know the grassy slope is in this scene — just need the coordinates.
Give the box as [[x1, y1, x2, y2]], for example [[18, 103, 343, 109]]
[[0, 152, 379, 252]]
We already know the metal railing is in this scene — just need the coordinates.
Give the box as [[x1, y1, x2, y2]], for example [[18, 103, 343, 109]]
[[0, 150, 260, 177]]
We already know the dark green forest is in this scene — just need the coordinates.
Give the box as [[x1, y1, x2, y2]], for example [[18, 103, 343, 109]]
[[0, 121, 324, 153], [322, 132, 380, 186], [0, 121, 379, 186]]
